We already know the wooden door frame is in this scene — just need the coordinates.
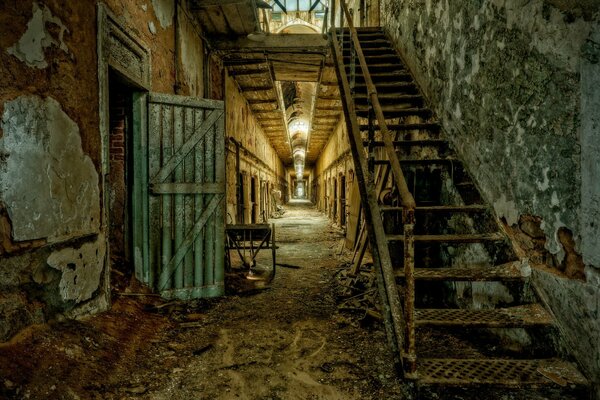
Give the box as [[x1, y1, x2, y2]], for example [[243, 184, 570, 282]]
[[97, 3, 151, 297]]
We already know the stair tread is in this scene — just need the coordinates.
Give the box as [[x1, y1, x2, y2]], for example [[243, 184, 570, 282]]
[[373, 158, 457, 165], [415, 304, 552, 327], [363, 139, 446, 147], [417, 358, 588, 387], [344, 62, 408, 68], [381, 204, 487, 213], [386, 232, 504, 243], [354, 81, 415, 86], [395, 261, 528, 281], [359, 122, 440, 131], [354, 93, 421, 100], [342, 47, 394, 52], [358, 70, 410, 75], [356, 105, 428, 111], [343, 54, 400, 60]]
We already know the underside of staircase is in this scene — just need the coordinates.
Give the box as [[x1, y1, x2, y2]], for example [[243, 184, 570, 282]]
[[330, 15, 590, 399]]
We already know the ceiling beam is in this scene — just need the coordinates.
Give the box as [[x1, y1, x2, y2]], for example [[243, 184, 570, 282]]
[[213, 34, 328, 53], [223, 59, 267, 66], [248, 99, 277, 105], [315, 106, 341, 111], [192, 0, 249, 7], [229, 69, 270, 76], [240, 86, 273, 92]]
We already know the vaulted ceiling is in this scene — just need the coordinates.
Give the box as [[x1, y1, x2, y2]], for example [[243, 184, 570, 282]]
[[189, 0, 343, 174]]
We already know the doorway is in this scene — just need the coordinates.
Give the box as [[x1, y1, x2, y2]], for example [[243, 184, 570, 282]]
[[251, 176, 257, 224], [108, 70, 135, 284], [340, 174, 346, 227], [332, 177, 338, 221], [237, 172, 245, 223]]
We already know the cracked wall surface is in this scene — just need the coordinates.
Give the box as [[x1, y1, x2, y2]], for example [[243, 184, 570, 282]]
[[380, 0, 599, 393], [0, 0, 213, 341], [47, 235, 106, 303], [0, 0, 105, 342], [6, 2, 71, 69], [0, 95, 100, 242]]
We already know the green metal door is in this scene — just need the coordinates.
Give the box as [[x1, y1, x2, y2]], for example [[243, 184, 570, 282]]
[[132, 93, 225, 299]]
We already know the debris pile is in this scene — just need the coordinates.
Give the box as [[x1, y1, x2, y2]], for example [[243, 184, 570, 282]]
[[335, 263, 383, 323]]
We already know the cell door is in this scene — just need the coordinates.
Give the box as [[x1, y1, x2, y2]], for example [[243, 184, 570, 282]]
[[132, 93, 225, 299]]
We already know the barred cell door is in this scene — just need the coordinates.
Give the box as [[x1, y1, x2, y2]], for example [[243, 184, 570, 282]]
[[132, 93, 225, 299]]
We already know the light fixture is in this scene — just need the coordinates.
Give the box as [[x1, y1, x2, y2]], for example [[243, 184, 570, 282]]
[[247, 31, 267, 41]]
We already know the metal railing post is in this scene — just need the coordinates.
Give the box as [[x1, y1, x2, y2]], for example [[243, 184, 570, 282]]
[[336, 0, 419, 377], [403, 210, 416, 375], [330, 0, 336, 32]]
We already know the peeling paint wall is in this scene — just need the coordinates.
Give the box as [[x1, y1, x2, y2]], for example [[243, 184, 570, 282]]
[[0, 0, 210, 342], [47, 235, 106, 303], [380, 0, 600, 392], [0, 96, 100, 242], [6, 2, 71, 69], [0, 0, 106, 342], [152, 0, 175, 28]]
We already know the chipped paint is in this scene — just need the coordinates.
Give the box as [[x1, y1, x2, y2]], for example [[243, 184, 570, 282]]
[[152, 0, 174, 28], [6, 2, 71, 69], [0, 95, 100, 242], [381, 0, 600, 391], [47, 235, 106, 303]]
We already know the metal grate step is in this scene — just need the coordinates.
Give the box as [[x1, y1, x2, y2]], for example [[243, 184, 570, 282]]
[[343, 54, 401, 62], [363, 139, 446, 147], [381, 204, 487, 213], [354, 81, 418, 93], [342, 47, 394, 54], [357, 107, 431, 118], [386, 232, 505, 243], [415, 304, 553, 328], [373, 158, 456, 166], [395, 261, 527, 282], [359, 122, 440, 131], [417, 358, 588, 388]]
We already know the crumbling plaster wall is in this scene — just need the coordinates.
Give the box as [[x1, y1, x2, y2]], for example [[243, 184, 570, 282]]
[[103, 0, 205, 97], [380, 0, 600, 392], [224, 74, 286, 223], [0, 0, 210, 342], [0, 0, 106, 342]]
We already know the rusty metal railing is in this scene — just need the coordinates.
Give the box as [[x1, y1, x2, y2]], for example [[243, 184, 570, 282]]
[[329, 0, 418, 376]]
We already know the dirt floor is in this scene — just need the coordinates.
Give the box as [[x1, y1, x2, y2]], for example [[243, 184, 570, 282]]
[[0, 200, 404, 400]]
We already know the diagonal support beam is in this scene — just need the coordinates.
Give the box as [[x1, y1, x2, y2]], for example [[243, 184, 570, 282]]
[[151, 109, 222, 184], [158, 194, 224, 290]]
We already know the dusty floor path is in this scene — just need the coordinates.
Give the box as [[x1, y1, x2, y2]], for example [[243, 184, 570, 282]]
[[0, 200, 404, 399]]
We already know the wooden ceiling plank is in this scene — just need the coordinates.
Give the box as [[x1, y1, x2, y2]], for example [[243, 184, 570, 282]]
[[221, 4, 246, 34], [213, 34, 328, 53], [229, 69, 270, 77], [192, 0, 249, 7], [240, 86, 273, 92]]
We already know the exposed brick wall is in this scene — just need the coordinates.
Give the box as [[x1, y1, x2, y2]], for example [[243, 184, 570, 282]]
[[108, 82, 130, 274]]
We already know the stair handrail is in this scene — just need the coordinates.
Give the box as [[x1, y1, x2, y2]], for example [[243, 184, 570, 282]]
[[330, 1, 418, 375]]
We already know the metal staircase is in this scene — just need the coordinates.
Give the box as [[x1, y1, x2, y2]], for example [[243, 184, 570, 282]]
[[329, 3, 589, 398]]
